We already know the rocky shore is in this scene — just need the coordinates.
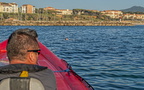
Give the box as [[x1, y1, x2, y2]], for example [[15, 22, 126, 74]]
[[0, 21, 134, 26]]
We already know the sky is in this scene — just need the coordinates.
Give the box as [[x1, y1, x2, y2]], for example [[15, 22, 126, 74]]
[[1, 0, 144, 11]]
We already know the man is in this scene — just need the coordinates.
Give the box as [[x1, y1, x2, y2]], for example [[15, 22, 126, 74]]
[[0, 29, 56, 90]]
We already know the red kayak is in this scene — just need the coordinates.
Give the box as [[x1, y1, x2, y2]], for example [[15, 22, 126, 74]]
[[0, 40, 93, 90]]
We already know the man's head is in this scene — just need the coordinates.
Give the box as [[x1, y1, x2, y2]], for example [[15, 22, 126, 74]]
[[13, 28, 38, 39], [6, 29, 40, 64]]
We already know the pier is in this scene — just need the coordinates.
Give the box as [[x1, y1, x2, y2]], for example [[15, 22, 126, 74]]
[[0, 21, 133, 26]]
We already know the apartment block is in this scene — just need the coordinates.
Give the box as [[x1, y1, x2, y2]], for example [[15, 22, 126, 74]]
[[21, 4, 35, 13], [101, 10, 123, 19], [0, 2, 18, 13]]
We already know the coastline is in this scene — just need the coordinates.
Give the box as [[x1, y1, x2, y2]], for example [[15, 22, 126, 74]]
[[0, 21, 134, 26]]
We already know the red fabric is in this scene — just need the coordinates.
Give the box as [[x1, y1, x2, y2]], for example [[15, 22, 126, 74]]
[[0, 40, 93, 90]]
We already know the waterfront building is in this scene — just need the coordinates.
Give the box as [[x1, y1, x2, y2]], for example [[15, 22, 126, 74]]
[[101, 10, 123, 19], [0, 2, 18, 13], [44, 7, 56, 11], [55, 9, 73, 15], [123, 14, 144, 20], [135, 14, 144, 20], [123, 14, 136, 19], [44, 7, 72, 15], [21, 4, 35, 13]]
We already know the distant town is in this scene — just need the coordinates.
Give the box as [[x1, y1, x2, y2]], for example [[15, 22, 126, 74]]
[[0, 2, 144, 26]]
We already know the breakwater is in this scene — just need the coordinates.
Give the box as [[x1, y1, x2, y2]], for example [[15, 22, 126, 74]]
[[0, 21, 133, 26]]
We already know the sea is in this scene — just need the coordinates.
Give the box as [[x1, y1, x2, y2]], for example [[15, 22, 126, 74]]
[[0, 25, 144, 90]]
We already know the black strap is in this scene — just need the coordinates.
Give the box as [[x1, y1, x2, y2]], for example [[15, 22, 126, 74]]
[[53, 68, 70, 73], [10, 77, 30, 90]]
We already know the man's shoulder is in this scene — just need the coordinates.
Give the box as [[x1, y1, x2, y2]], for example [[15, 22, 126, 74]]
[[0, 64, 48, 74], [33, 68, 54, 77], [0, 64, 56, 90]]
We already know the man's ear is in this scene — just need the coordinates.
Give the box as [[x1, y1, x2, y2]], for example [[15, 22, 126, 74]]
[[28, 52, 36, 64]]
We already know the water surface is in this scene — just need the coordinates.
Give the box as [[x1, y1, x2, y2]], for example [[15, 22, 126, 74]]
[[0, 26, 144, 90]]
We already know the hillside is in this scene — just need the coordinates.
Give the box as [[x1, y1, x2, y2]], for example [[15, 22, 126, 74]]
[[121, 6, 144, 12]]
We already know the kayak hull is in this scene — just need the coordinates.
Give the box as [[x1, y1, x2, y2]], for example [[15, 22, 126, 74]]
[[0, 40, 93, 90]]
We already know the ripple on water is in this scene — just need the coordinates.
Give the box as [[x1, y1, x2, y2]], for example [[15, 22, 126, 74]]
[[1, 26, 144, 89]]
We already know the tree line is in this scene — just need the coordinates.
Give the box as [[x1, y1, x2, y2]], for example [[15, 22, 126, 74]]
[[0, 8, 112, 21], [0, 8, 143, 21]]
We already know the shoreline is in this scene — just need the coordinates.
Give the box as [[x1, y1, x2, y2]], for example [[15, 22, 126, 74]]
[[0, 21, 134, 26]]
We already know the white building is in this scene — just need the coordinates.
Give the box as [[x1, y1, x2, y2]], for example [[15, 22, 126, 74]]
[[56, 9, 73, 15], [0, 2, 18, 13]]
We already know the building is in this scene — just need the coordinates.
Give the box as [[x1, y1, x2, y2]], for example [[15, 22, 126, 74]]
[[56, 9, 73, 15], [0, 2, 18, 13], [101, 10, 123, 19], [123, 14, 136, 19], [88, 10, 99, 12], [44, 7, 55, 11], [44, 7, 72, 15], [21, 4, 35, 13], [135, 14, 144, 20], [123, 14, 144, 20]]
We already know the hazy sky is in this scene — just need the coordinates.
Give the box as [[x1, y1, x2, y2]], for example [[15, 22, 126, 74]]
[[2, 0, 144, 11]]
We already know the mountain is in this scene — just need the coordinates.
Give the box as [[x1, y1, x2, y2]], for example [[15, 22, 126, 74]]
[[120, 6, 144, 12]]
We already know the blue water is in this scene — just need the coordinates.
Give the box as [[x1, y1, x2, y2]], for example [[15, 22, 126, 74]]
[[1, 26, 144, 90]]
